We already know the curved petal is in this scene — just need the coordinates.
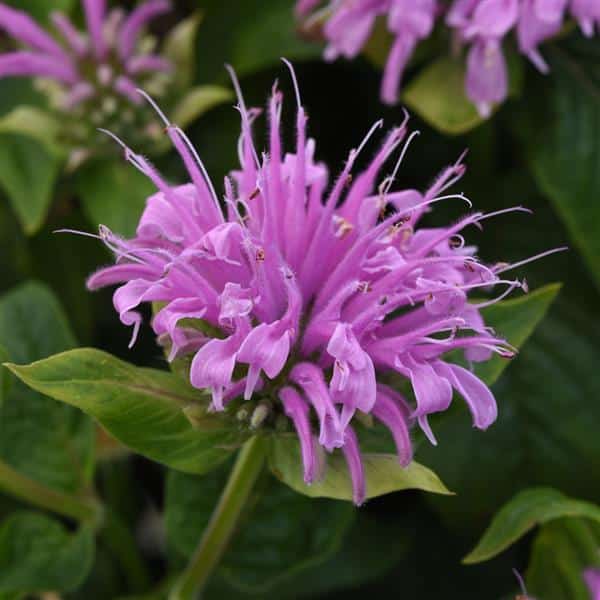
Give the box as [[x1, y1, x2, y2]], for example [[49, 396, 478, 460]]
[[280, 386, 317, 484]]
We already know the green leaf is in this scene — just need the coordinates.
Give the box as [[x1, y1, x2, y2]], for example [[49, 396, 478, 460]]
[[166, 465, 354, 593], [403, 50, 524, 135], [417, 284, 600, 532], [202, 509, 411, 600], [74, 160, 154, 238], [0, 511, 94, 594], [163, 13, 203, 89], [6, 348, 247, 474], [0, 346, 10, 407], [475, 283, 561, 386], [0, 106, 64, 156], [0, 133, 61, 234], [464, 487, 600, 563], [196, 0, 319, 83], [170, 86, 233, 131], [269, 436, 452, 502], [527, 518, 600, 600], [0, 282, 76, 364], [4, 0, 75, 23], [518, 38, 600, 289], [0, 282, 94, 493], [403, 58, 485, 136]]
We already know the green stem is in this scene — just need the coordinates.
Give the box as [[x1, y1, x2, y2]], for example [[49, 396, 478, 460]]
[[0, 458, 101, 524], [169, 436, 268, 600]]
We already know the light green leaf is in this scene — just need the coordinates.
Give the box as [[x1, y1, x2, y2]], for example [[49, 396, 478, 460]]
[[403, 50, 524, 135], [527, 518, 600, 600], [166, 465, 354, 593], [163, 13, 203, 88], [5, 348, 247, 474], [0, 511, 94, 594], [170, 86, 233, 130], [269, 436, 452, 502], [403, 57, 484, 136], [74, 159, 154, 237], [0, 133, 61, 234], [0, 106, 64, 156], [475, 283, 561, 386], [464, 487, 600, 563], [0, 282, 94, 493]]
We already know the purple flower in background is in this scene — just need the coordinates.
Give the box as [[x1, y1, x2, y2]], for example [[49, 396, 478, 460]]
[[86, 63, 556, 505], [297, 0, 599, 117], [585, 568, 600, 600], [0, 0, 173, 155]]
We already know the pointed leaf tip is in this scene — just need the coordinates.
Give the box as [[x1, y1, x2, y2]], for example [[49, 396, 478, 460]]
[[463, 487, 600, 564]]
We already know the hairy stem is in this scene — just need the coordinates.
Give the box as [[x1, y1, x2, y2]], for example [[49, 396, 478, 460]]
[[169, 436, 268, 600]]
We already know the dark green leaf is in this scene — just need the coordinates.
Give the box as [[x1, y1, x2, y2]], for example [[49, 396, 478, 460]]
[[0, 511, 94, 594], [74, 160, 154, 238], [0, 282, 94, 492], [475, 283, 561, 385], [269, 436, 452, 502], [202, 509, 411, 600], [0, 133, 61, 234], [464, 487, 600, 563], [196, 0, 319, 84], [417, 287, 600, 533], [518, 38, 600, 288], [6, 348, 247, 474], [527, 518, 600, 600], [0, 281, 76, 364], [4, 0, 75, 23], [0, 347, 10, 407], [166, 464, 354, 593]]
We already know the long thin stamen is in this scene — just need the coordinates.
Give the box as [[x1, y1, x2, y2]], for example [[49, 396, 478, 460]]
[[226, 64, 261, 169], [355, 119, 384, 158], [281, 58, 302, 108], [54, 228, 102, 240], [382, 129, 420, 195], [472, 281, 523, 308], [495, 246, 568, 274], [476, 206, 533, 223]]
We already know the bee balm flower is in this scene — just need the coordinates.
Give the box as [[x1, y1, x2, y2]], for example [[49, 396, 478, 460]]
[[585, 568, 600, 600], [0, 0, 173, 157], [87, 63, 551, 505], [297, 0, 599, 116]]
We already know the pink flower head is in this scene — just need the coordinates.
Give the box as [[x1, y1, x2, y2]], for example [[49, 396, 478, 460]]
[[300, 0, 438, 105], [571, 0, 600, 36], [585, 568, 600, 600], [299, 0, 599, 117], [87, 63, 554, 505], [0, 0, 173, 152]]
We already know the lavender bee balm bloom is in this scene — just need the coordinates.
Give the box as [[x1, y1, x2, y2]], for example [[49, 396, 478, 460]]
[[89, 64, 550, 505], [298, 0, 600, 116], [0, 0, 174, 156], [585, 568, 600, 600]]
